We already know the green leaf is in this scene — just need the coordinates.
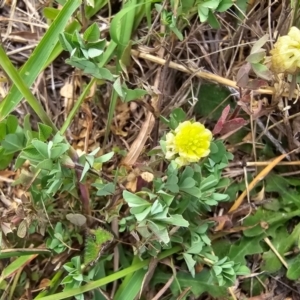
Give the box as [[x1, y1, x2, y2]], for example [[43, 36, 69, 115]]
[[153, 270, 227, 297], [157, 190, 174, 206], [169, 24, 183, 41], [124, 88, 148, 102], [23, 114, 31, 133], [0, 122, 6, 140], [85, 0, 95, 8], [201, 0, 221, 9], [287, 255, 300, 280], [50, 143, 70, 159], [66, 57, 114, 80], [133, 206, 151, 221], [251, 34, 269, 54], [165, 174, 179, 193], [207, 11, 220, 29], [1, 255, 34, 280], [86, 39, 106, 51], [200, 175, 218, 191], [31, 139, 49, 158], [198, 5, 209, 22], [263, 223, 300, 273], [95, 182, 115, 196], [2, 133, 26, 154], [80, 162, 90, 182], [110, 3, 141, 45], [61, 275, 73, 285], [83, 23, 100, 42], [246, 50, 265, 64], [179, 177, 195, 189], [217, 0, 233, 12], [123, 191, 150, 207], [6, 115, 18, 133], [194, 83, 233, 121], [85, 0, 110, 19], [72, 30, 84, 48], [36, 158, 53, 170], [212, 193, 229, 201], [14, 155, 26, 169], [46, 178, 61, 194], [187, 240, 204, 254], [183, 253, 196, 276], [266, 173, 300, 208], [162, 215, 189, 227], [87, 48, 103, 58], [114, 269, 147, 300], [180, 166, 194, 182], [0, 147, 13, 169], [210, 141, 218, 153], [180, 186, 201, 197], [208, 140, 227, 163], [20, 146, 44, 162], [52, 132, 65, 144], [38, 123, 53, 141], [235, 265, 250, 275], [251, 63, 272, 81], [43, 7, 60, 20], [228, 236, 264, 265], [59, 32, 74, 52], [94, 152, 114, 164], [113, 77, 124, 97], [169, 108, 186, 129]]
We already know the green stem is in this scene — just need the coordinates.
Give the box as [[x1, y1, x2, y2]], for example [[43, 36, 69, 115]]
[[35, 270, 64, 299], [60, 78, 96, 135]]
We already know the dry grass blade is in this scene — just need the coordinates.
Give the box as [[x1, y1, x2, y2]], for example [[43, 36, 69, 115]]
[[228, 149, 299, 213], [130, 49, 299, 98], [2, 0, 300, 299]]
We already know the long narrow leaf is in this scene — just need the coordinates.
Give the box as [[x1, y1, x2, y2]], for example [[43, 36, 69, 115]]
[[0, 45, 58, 131], [0, 255, 37, 282], [0, 0, 81, 120], [0, 248, 51, 259], [36, 246, 181, 300], [114, 269, 147, 300]]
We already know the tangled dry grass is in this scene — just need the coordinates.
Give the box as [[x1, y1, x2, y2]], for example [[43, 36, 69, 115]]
[[1, 0, 300, 299]]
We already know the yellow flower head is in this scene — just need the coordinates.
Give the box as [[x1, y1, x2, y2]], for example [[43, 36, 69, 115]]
[[165, 121, 212, 167], [270, 26, 300, 74]]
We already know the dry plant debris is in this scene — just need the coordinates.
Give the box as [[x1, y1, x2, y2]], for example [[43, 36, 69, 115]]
[[1, 1, 300, 300]]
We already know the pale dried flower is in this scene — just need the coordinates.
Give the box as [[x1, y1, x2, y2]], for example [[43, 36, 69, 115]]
[[270, 26, 300, 74]]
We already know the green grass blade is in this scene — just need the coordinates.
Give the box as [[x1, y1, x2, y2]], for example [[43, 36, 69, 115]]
[[34, 270, 64, 299], [114, 269, 147, 300], [0, 0, 81, 121], [0, 45, 58, 131], [114, 255, 146, 299], [36, 246, 181, 300], [42, 20, 81, 70], [85, 0, 109, 19], [0, 248, 51, 259], [0, 255, 35, 282]]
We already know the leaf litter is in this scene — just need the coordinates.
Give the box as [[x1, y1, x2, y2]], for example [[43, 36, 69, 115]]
[[1, 0, 300, 299]]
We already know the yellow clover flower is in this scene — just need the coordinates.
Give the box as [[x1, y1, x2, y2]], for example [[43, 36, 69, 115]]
[[165, 121, 212, 167], [270, 26, 300, 74]]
